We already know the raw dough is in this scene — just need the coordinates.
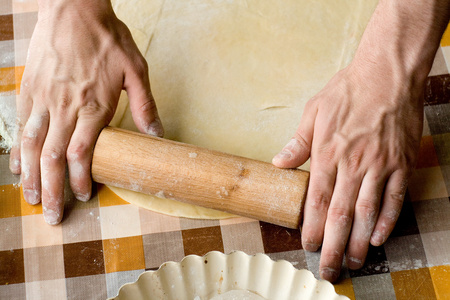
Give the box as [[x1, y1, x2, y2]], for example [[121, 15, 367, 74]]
[[109, 185, 236, 218], [0, 0, 378, 218], [108, 0, 378, 219], [209, 290, 267, 300]]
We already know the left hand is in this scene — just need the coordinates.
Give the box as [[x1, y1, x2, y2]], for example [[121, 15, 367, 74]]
[[272, 0, 450, 281], [272, 57, 423, 281]]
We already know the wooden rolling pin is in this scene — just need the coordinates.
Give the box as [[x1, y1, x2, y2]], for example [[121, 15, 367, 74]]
[[91, 127, 309, 229]]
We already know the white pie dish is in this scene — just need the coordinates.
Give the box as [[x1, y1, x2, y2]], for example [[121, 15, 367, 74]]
[[110, 251, 349, 300]]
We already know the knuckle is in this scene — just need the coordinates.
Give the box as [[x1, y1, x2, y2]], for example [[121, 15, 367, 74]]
[[316, 144, 336, 162], [21, 134, 40, 148], [79, 102, 100, 115], [22, 114, 48, 143], [390, 158, 407, 173], [41, 149, 65, 166], [371, 170, 387, 184], [293, 131, 310, 149], [328, 207, 353, 226], [131, 55, 149, 78], [136, 56, 149, 75], [383, 209, 401, 223], [343, 151, 363, 172], [388, 190, 405, 206], [323, 251, 342, 262], [77, 91, 90, 108], [377, 220, 390, 234], [80, 101, 114, 120], [356, 201, 378, 220], [67, 143, 90, 162], [57, 95, 72, 112], [308, 191, 331, 210], [69, 170, 90, 190], [139, 100, 157, 114], [321, 253, 343, 270]]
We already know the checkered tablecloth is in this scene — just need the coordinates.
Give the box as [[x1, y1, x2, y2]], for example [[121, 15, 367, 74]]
[[1, 1, 449, 299]]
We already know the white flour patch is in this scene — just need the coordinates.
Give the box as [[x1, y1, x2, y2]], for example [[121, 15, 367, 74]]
[[70, 160, 84, 180], [21, 161, 31, 180], [25, 113, 45, 138], [0, 96, 17, 151]]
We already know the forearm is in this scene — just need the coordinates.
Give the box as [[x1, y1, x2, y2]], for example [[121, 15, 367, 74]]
[[354, 0, 450, 90]]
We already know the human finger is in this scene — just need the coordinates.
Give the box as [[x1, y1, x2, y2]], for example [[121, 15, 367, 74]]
[[67, 115, 106, 202], [40, 114, 76, 225], [319, 170, 362, 282], [10, 119, 24, 174], [301, 161, 336, 252], [20, 110, 49, 205], [125, 56, 164, 137], [370, 170, 408, 246], [346, 170, 386, 269], [10, 94, 33, 174], [272, 100, 317, 168]]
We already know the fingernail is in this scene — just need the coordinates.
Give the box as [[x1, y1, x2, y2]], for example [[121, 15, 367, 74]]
[[303, 242, 321, 252], [43, 207, 61, 225], [320, 267, 338, 282], [74, 192, 90, 202], [23, 189, 40, 205], [348, 257, 363, 269], [146, 119, 164, 137], [274, 150, 292, 161], [274, 139, 300, 161], [371, 231, 385, 246]]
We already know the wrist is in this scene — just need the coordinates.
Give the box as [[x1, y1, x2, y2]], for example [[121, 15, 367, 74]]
[[353, 0, 450, 88]]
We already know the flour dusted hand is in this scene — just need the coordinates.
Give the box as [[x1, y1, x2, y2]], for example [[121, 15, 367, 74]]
[[9, 0, 163, 225], [273, 0, 450, 282]]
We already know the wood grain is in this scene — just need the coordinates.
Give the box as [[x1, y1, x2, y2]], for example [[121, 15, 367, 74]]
[[92, 127, 309, 229]]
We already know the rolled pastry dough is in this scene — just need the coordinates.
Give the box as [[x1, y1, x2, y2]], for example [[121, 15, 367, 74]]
[[108, 0, 378, 218]]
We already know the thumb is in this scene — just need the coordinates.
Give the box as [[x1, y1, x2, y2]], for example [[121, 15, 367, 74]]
[[125, 61, 164, 137], [272, 102, 316, 168]]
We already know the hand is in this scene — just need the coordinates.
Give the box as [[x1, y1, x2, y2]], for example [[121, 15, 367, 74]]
[[273, 58, 423, 281], [272, 0, 449, 282], [9, 0, 163, 225]]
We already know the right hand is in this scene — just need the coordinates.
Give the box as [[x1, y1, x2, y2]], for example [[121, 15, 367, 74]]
[[9, 0, 163, 225]]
